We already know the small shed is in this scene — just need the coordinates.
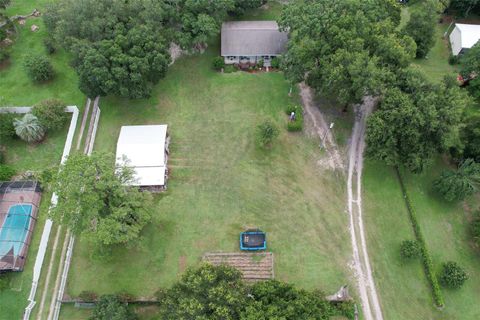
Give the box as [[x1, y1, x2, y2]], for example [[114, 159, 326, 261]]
[[449, 23, 480, 56], [221, 21, 288, 65], [115, 125, 169, 188]]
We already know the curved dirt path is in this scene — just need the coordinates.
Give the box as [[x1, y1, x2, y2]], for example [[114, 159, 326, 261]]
[[300, 85, 382, 320], [299, 83, 344, 170]]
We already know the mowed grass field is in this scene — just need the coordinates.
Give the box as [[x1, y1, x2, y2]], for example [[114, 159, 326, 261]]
[[66, 40, 353, 300]]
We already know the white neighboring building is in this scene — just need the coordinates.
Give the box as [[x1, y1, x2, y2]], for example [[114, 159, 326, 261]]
[[449, 23, 480, 56], [116, 125, 169, 187]]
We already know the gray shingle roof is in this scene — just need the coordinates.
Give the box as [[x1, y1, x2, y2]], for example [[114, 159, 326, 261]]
[[221, 21, 288, 56]]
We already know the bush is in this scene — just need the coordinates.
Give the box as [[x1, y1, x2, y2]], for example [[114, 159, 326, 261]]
[[257, 58, 264, 68], [400, 240, 421, 260], [43, 38, 56, 55], [256, 120, 279, 148], [0, 164, 15, 181], [78, 290, 98, 302], [14, 114, 45, 143], [271, 57, 280, 68], [0, 113, 16, 140], [91, 295, 136, 320], [32, 99, 68, 131], [212, 56, 225, 70], [224, 65, 237, 73], [448, 54, 459, 65], [439, 261, 468, 289], [23, 54, 54, 82], [0, 28, 6, 42]]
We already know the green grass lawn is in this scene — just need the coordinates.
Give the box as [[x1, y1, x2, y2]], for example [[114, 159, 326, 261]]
[[412, 23, 458, 83], [402, 3, 458, 82], [1, 0, 85, 173], [66, 39, 353, 300], [363, 160, 480, 320]]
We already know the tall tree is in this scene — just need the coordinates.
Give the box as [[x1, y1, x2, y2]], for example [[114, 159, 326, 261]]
[[157, 264, 247, 320], [403, 0, 438, 58], [279, 0, 415, 107], [242, 280, 336, 320], [44, 0, 243, 99], [48, 152, 152, 246], [449, 0, 480, 16], [366, 69, 470, 172]]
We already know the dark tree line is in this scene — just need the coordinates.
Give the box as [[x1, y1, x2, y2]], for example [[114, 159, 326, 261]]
[[89, 264, 354, 320]]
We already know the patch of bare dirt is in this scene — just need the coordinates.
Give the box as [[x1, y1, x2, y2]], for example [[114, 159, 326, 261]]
[[299, 82, 344, 171]]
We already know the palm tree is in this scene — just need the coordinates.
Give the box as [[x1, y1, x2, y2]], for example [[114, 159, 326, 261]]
[[433, 159, 480, 201], [13, 113, 45, 143]]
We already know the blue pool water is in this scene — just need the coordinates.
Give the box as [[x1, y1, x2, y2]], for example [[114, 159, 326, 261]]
[[0, 204, 32, 258]]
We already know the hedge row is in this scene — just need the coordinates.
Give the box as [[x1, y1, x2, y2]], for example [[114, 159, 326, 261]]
[[395, 167, 445, 308]]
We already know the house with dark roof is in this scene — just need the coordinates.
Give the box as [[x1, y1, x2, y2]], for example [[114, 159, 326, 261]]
[[221, 21, 288, 66]]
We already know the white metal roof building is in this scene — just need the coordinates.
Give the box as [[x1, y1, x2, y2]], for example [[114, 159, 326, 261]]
[[116, 125, 169, 187], [449, 23, 480, 56]]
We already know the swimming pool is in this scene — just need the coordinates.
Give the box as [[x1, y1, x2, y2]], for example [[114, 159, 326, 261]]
[[0, 204, 33, 258]]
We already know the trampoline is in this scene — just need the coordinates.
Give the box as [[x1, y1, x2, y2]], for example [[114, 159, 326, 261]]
[[240, 230, 266, 251]]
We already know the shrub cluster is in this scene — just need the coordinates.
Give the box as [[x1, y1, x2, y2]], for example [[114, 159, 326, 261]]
[[212, 56, 225, 70], [271, 56, 280, 69], [256, 120, 279, 148], [395, 168, 444, 307], [224, 65, 237, 73], [285, 105, 303, 132], [0, 112, 16, 140], [439, 261, 468, 289], [0, 164, 15, 181], [23, 54, 54, 82], [43, 38, 56, 55], [400, 239, 421, 260], [32, 99, 68, 131]]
